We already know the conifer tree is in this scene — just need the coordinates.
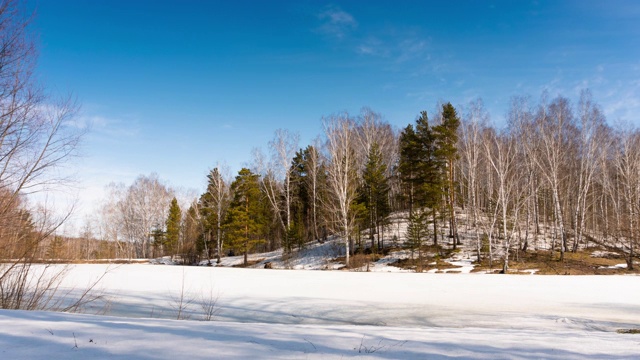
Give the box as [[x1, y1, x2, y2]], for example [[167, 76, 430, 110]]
[[165, 197, 182, 256], [399, 111, 444, 245], [360, 142, 391, 251], [224, 168, 264, 266], [182, 204, 201, 264], [433, 103, 461, 248], [398, 124, 420, 215], [405, 210, 429, 271], [289, 144, 329, 249]]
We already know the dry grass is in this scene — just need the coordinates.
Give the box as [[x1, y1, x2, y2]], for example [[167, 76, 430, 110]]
[[472, 250, 638, 275], [232, 258, 265, 268]]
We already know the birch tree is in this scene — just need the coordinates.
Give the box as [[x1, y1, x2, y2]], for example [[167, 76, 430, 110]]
[[611, 128, 640, 269], [323, 114, 359, 267], [570, 90, 606, 251], [201, 166, 230, 263], [483, 128, 520, 272], [108, 174, 173, 259], [268, 129, 300, 231], [459, 99, 488, 261], [531, 96, 574, 261], [507, 96, 539, 252]]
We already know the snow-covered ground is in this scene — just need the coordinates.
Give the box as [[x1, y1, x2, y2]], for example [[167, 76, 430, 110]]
[[1, 264, 639, 359]]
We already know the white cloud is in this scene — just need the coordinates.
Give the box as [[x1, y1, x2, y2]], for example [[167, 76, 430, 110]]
[[75, 113, 141, 139], [396, 39, 428, 63], [317, 6, 357, 39]]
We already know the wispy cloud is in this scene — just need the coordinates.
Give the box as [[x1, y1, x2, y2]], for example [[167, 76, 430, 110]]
[[317, 6, 357, 39], [355, 37, 389, 56], [396, 38, 429, 63], [600, 79, 640, 123], [76, 113, 141, 139]]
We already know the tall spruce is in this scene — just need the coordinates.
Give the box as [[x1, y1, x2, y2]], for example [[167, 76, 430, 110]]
[[224, 168, 264, 266], [182, 204, 201, 264], [360, 142, 391, 251], [398, 124, 420, 216], [399, 111, 444, 245], [165, 197, 182, 256], [433, 103, 461, 248], [405, 210, 429, 271]]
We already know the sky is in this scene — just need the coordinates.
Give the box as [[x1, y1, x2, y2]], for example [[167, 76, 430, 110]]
[[25, 0, 640, 229]]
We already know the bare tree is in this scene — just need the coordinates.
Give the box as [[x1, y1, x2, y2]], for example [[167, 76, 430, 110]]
[[100, 183, 129, 257], [610, 127, 640, 269], [268, 129, 299, 232], [507, 96, 540, 253], [0, 0, 87, 310], [203, 165, 230, 263], [531, 95, 574, 261], [102, 174, 173, 259], [355, 108, 397, 177], [570, 90, 606, 252], [323, 113, 359, 267], [459, 98, 488, 262], [355, 108, 396, 248]]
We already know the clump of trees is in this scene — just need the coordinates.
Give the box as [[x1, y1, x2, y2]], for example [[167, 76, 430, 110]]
[[86, 93, 639, 273], [457, 92, 639, 271]]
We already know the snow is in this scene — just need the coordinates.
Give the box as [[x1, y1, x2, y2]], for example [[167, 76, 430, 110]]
[[1, 264, 639, 359], [1, 310, 639, 359]]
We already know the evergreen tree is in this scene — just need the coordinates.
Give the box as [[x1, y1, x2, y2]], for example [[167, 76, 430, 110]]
[[399, 111, 445, 245], [415, 111, 444, 211], [405, 210, 429, 271], [398, 124, 420, 215], [288, 149, 309, 252], [433, 103, 461, 247], [182, 204, 201, 264], [360, 142, 391, 251], [289, 144, 328, 248], [165, 197, 182, 256], [224, 168, 264, 266], [150, 228, 165, 257]]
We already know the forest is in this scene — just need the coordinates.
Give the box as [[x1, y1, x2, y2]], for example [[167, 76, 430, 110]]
[[25, 91, 638, 274]]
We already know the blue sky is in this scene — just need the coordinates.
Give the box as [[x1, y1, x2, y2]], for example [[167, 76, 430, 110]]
[[28, 0, 640, 223]]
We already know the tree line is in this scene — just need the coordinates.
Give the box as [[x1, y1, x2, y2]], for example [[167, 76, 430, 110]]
[[88, 90, 639, 271]]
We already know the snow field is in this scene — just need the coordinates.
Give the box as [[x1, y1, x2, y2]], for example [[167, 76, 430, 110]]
[[0, 264, 639, 359]]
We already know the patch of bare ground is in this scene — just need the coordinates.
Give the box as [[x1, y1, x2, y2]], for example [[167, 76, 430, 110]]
[[393, 246, 462, 272], [334, 253, 385, 271], [232, 258, 265, 268], [471, 250, 639, 275]]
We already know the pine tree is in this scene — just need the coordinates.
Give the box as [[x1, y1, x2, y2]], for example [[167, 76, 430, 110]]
[[165, 197, 182, 256], [405, 210, 429, 271], [288, 148, 309, 252], [433, 103, 461, 248], [224, 168, 264, 266], [399, 111, 445, 245], [182, 204, 201, 264], [398, 124, 420, 215], [360, 142, 391, 251]]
